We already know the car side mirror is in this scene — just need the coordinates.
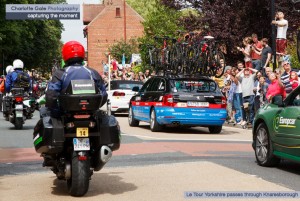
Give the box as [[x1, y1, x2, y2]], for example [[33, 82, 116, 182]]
[[132, 86, 140, 92], [272, 95, 284, 107]]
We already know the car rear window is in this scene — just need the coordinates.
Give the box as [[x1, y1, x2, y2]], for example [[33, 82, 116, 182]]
[[170, 79, 218, 93], [111, 82, 143, 90]]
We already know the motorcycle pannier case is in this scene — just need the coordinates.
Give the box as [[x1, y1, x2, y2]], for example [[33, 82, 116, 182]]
[[98, 112, 121, 151], [58, 80, 103, 112], [33, 116, 65, 154], [2, 96, 11, 114]]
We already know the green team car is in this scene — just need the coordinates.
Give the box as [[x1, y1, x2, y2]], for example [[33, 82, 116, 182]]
[[252, 86, 300, 167]]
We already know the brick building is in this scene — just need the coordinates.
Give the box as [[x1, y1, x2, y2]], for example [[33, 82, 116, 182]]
[[83, 0, 144, 72]]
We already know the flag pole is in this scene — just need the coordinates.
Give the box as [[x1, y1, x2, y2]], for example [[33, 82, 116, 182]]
[[108, 54, 111, 91]]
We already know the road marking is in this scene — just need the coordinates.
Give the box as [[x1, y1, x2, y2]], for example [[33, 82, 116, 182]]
[[121, 133, 252, 142]]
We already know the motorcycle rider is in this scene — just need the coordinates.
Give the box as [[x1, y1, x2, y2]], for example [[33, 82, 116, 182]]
[[36, 41, 108, 167], [2, 65, 15, 116], [41, 40, 107, 118], [5, 59, 31, 93], [6, 65, 14, 75]]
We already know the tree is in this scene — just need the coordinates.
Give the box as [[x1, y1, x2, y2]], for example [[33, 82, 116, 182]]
[[161, 0, 300, 66], [126, 0, 156, 19], [0, 0, 65, 74], [108, 38, 139, 64]]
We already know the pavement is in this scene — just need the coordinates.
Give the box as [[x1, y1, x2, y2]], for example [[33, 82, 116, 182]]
[[1, 161, 297, 201]]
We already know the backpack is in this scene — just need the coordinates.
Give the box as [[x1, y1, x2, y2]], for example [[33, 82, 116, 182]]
[[0, 78, 5, 93], [14, 71, 30, 90]]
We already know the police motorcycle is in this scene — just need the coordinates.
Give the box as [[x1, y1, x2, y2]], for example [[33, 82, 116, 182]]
[[33, 79, 120, 197], [23, 94, 39, 119], [3, 88, 33, 129]]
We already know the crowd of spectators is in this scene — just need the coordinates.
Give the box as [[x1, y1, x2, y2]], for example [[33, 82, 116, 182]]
[[101, 58, 156, 84], [221, 36, 299, 126], [214, 11, 300, 126]]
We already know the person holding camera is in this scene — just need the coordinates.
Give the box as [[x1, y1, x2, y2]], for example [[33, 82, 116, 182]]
[[250, 34, 263, 71], [271, 11, 288, 56], [236, 67, 258, 125], [237, 37, 252, 68]]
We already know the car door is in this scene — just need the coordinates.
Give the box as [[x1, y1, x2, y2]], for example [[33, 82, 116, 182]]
[[133, 78, 153, 120], [140, 78, 161, 120], [274, 87, 300, 156]]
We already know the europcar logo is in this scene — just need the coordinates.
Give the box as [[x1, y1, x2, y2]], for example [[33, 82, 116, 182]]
[[273, 115, 280, 132], [273, 114, 296, 132]]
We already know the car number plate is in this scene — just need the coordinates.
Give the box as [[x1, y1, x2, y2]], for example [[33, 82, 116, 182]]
[[187, 102, 209, 107], [76, 127, 89, 137], [73, 138, 90, 151]]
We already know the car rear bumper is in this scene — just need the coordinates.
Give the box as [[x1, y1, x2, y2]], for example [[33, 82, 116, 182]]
[[109, 97, 130, 112], [155, 107, 227, 126]]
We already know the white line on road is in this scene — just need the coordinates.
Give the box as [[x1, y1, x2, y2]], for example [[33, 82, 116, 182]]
[[121, 133, 252, 142]]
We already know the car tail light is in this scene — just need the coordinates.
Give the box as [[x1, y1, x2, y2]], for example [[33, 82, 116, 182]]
[[15, 96, 23, 102], [113, 91, 125, 96], [221, 96, 227, 108], [162, 94, 174, 107]]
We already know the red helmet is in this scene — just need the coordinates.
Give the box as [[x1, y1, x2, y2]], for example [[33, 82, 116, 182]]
[[62, 41, 85, 62]]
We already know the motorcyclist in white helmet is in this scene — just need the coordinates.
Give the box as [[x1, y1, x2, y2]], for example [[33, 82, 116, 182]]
[[1, 65, 13, 113], [5, 59, 31, 93], [6, 65, 14, 75], [0, 65, 13, 111]]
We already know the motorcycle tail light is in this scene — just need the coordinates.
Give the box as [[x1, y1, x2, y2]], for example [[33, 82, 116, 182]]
[[15, 97, 23, 102], [66, 122, 74, 128], [74, 114, 90, 119], [78, 155, 87, 161], [89, 121, 96, 128]]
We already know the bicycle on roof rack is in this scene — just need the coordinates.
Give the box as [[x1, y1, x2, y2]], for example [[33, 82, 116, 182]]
[[147, 32, 226, 78]]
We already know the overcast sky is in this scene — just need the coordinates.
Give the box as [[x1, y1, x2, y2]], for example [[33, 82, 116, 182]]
[[61, 0, 101, 49]]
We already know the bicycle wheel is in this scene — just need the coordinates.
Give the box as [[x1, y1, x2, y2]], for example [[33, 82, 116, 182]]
[[214, 50, 226, 78], [153, 48, 162, 74], [186, 46, 196, 74], [169, 45, 180, 74]]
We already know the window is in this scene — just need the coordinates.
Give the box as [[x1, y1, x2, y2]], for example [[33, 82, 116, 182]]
[[170, 79, 218, 93], [116, 7, 121, 17], [148, 78, 161, 92], [286, 89, 300, 106], [140, 78, 153, 92], [117, 83, 143, 90], [157, 79, 166, 92]]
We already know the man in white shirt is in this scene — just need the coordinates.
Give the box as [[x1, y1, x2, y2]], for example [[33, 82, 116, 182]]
[[271, 11, 288, 55]]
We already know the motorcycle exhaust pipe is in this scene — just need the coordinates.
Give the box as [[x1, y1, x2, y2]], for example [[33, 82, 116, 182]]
[[100, 145, 112, 163], [93, 145, 112, 171]]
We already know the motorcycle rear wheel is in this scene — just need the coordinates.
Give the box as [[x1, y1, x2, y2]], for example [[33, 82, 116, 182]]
[[67, 151, 90, 197], [15, 117, 23, 129]]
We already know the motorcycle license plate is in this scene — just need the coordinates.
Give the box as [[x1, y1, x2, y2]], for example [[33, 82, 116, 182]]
[[73, 138, 90, 151], [15, 104, 23, 110], [76, 127, 89, 137], [16, 111, 23, 117]]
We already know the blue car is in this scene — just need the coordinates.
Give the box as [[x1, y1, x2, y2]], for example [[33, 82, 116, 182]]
[[128, 75, 227, 133]]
